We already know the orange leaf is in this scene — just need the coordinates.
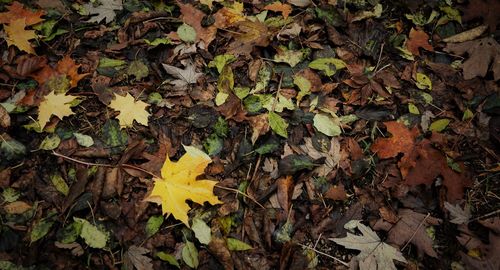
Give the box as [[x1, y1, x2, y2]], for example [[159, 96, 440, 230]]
[[264, 2, 292, 20], [30, 56, 89, 89], [0, 1, 45, 26], [371, 121, 417, 159], [406, 28, 433, 56], [4, 18, 37, 54]]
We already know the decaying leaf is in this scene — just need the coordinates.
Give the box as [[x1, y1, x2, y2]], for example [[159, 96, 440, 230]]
[[124, 245, 153, 270], [178, 2, 217, 46], [331, 220, 407, 270], [227, 20, 270, 56], [0, 1, 45, 25], [264, 2, 292, 20], [4, 19, 37, 54], [83, 0, 123, 24], [445, 37, 500, 80], [162, 62, 203, 90], [374, 209, 441, 258], [108, 93, 150, 128], [37, 91, 77, 129], [444, 202, 471, 225], [31, 55, 89, 89], [406, 28, 433, 56], [145, 145, 222, 226]]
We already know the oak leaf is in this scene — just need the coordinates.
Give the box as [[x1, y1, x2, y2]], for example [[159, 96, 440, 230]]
[[264, 2, 292, 20], [108, 93, 150, 128], [331, 220, 407, 270], [37, 91, 77, 129], [0, 1, 45, 26], [406, 28, 433, 56], [145, 145, 222, 226], [4, 19, 37, 54]]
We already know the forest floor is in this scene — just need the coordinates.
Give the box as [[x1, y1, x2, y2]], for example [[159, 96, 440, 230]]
[[0, 0, 499, 269]]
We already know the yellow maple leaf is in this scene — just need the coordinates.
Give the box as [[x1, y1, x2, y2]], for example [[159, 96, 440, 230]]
[[145, 145, 222, 226], [38, 91, 77, 129], [108, 93, 150, 128], [4, 18, 37, 54]]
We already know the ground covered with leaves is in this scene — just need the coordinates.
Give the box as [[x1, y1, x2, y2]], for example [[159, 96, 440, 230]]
[[0, 0, 499, 269]]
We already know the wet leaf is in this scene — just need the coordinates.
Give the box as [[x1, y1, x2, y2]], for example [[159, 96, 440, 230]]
[[145, 145, 222, 226]]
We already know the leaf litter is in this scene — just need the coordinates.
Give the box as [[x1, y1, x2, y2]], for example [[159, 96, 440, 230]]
[[0, 1, 499, 269]]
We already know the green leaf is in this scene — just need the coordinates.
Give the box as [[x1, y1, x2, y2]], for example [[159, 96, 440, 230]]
[[308, 58, 346, 76], [255, 137, 280, 155], [408, 103, 420, 115], [50, 174, 69, 196], [177, 23, 197, 43], [429, 118, 450, 132], [39, 134, 61, 150], [313, 113, 341, 136], [0, 137, 26, 161], [146, 215, 164, 238], [251, 65, 272, 94], [148, 92, 163, 104], [415, 72, 432, 90], [127, 60, 149, 81], [216, 65, 234, 106], [191, 218, 212, 245], [56, 221, 83, 244], [203, 134, 223, 156], [226, 238, 253, 251], [98, 58, 127, 68], [144, 37, 171, 46], [214, 117, 229, 137], [208, 54, 236, 73], [243, 95, 263, 114], [462, 109, 474, 120], [101, 119, 128, 153], [268, 112, 288, 138], [156, 252, 180, 268], [2, 188, 20, 203], [74, 218, 108, 249], [31, 213, 56, 243], [234, 86, 250, 99], [293, 75, 311, 103], [73, 132, 94, 147], [182, 240, 199, 268]]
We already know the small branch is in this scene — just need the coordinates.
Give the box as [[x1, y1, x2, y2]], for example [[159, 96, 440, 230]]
[[214, 185, 265, 209], [402, 213, 430, 251]]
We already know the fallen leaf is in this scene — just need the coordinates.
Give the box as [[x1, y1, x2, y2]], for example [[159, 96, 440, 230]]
[[145, 145, 222, 226], [444, 202, 471, 224], [461, 233, 500, 270], [37, 91, 77, 129], [299, 137, 340, 177], [191, 217, 212, 245], [83, 0, 123, 24], [227, 20, 270, 56], [31, 55, 89, 89], [3, 201, 32, 214], [443, 25, 488, 43], [374, 209, 441, 258], [74, 218, 109, 249], [4, 18, 37, 54], [0, 1, 45, 25], [213, 2, 245, 29], [406, 28, 433, 56], [331, 220, 407, 270], [461, 0, 500, 33], [264, 2, 292, 20], [444, 37, 500, 80], [162, 62, 202, 90], [268, 111, 288, 138], [124, 245, 153, 270], [247, 114, 270, 144], [177, 2, 217, 46], [108, 93, 150, 128], [371, 121, 417, 159], [182, 240, 199, 268]]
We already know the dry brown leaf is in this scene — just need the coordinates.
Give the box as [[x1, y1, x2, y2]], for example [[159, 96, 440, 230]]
[[371, 121, 417, 159], [227, 20, 270, 56], [461, 0, 500, 33], [374, 209, 441, 258], [445, 37, 500, 80], [31, 55, 89, 89], [177, 2, 217, 46], [247, 114, 270, 144], [461, 233, 500, 270], [406, 28, 433, 56]]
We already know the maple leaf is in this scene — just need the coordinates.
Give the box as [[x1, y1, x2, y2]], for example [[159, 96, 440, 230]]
[[406, 28, 433, 56], [30, 55, 89, 89], [444, 37, 500, 80], [162, 62, 202, 90], [4, 18, 37, 54], [38, 91, 77, 129], [374, 209, 441, 258], [0, 1, 45, 26], [264, 2, 292, 20], [331, 220, 407, 270], [177, 2, 217, 46], [108, 93, 150, 128], [145, 145, 222, 226], [227, 20, 270, 56], [83, 0, 123, 24]]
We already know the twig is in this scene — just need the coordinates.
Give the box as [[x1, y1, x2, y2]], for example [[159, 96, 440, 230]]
[[470, 208, 500, 222], [402, 213, 430, 251], [214, 185, 265, 209], [298, 243, 349, 267]]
